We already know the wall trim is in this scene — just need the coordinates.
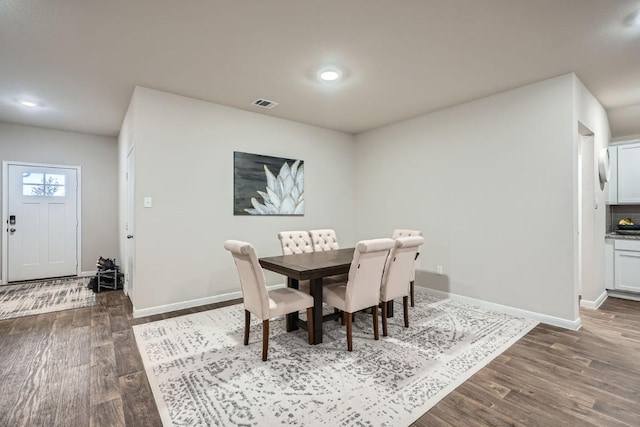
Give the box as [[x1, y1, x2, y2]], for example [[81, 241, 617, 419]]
[[580, 290, 608, 309], [607, 290, 640, 302], [420, 285, 582, 331], [80, 270, 97, 277], [132, 283, 285, 318]]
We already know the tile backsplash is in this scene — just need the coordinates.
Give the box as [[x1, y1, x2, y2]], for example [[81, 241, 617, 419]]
[[609, 205, 640, 232]]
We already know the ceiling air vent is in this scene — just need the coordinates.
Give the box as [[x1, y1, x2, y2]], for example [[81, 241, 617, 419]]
[[252, 98, 279, 109]]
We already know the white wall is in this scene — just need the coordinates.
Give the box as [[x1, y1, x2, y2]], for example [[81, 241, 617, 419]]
[[354, 74, 579, 324], [0, 122, 119, 276], [573, 76, 611, 307], [125, 87, 356, 313]]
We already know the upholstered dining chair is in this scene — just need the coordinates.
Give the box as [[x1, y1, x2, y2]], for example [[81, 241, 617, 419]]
[[278, 230, 314, 255], [322, 238, 395, 351], [309, 229, 347, 284], [392, 229, 423, 307], [277, 231, 313, 292], [224, 240, 314, 361], [309, 229, 340, 252], [380, 236, 424, 336]]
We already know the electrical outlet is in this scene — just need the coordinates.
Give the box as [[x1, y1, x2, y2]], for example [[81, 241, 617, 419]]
[[436, 265, 443, 275]]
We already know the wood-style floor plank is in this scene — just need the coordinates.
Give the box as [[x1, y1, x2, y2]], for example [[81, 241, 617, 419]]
[[1, 289, 639, 426]]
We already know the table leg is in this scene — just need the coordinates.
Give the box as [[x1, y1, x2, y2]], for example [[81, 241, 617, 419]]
[[386, 300, 394, 317], [286, 278, 299, 332], [310, 277, 324, 344]]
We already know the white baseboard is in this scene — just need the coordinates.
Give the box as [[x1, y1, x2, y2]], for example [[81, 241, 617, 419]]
[[580, 290, 608, 309], [80, 270, 97, 277], [607, 290, 640, 302], [420, 286, 582, 331], [132, 283, 285, 318]]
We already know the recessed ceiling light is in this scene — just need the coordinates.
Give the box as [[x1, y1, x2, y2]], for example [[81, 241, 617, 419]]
[[19, 100, 38, 108], [318, 68, 342, 82]]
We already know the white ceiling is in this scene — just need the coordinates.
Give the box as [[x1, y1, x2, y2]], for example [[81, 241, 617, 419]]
[[1, 0, 639, 138]]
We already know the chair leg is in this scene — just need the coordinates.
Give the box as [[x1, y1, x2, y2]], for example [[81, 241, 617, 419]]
[[306, 307, 314, 345], [372, 305, 379, 340], [334, 308, 340, 322], [410, 280, 415, 307], [403, 296, 409, 327], [381, 301, 388, 336], [244, 310, 250, 345], [344, 311, 353, 351], [262, 319, 269, 361]]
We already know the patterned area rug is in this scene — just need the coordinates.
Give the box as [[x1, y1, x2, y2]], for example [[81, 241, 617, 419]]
[[133, 288, 537, 426], [0, 277, 95, 320]]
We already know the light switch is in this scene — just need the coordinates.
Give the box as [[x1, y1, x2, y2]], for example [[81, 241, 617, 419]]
[[144, 197, 152, 208]]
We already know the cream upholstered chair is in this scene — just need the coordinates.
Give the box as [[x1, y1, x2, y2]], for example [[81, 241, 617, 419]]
[[309, 229, 340, 251], [277, 231, 312, 292], [392, 229, 423, 307], [224, 240, 314, 361], [309, 229, 347, 284], [322, 238, 395, 351], [380, 236, 424, 336], [278, 231, 314, 255]]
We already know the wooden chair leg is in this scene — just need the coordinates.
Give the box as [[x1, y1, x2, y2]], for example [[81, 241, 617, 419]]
[[334, 308, 340, 322], [403, 296, 409, 327], [262, 319, 269, 361], [381, 301, 388, 336], [410, 280, 415, 307], [306, 307, 314, 345], [372, 305, 379, 340], [244, 310, 250, 345], [345, 311, 353, 351]]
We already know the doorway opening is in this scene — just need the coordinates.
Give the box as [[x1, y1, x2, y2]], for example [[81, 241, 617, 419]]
[[577, 123, 595, 311]]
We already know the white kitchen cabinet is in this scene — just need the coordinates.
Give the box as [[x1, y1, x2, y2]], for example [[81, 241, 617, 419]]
[[617, 142, 640, 204], [605, 239, 614, 289], [614, 239, 640, 293]]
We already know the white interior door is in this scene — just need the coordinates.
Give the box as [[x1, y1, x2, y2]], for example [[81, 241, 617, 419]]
[[125, 148, 135, 296], [6, 164, 78, 282]]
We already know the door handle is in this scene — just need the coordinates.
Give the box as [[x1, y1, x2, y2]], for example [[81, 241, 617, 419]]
[[126, 235, 134, 239], [9, 228, 16, 233]]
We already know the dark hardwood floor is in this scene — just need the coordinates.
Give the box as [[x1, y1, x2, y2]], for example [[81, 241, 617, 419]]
[[0, 291, 638, 426]]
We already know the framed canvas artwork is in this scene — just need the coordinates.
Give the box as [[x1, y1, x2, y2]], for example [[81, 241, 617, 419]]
[[233, 152, 304, 216]]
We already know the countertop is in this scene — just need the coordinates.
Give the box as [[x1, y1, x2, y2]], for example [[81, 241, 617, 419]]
[[606, 232, 640, 240]]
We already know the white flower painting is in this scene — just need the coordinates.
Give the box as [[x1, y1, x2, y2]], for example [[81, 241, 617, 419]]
[[234, 152, 304, 216]]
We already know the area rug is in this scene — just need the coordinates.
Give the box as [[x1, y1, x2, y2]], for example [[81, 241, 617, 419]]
[[0, 277, 95, 320], [133, 288, 537, 426]]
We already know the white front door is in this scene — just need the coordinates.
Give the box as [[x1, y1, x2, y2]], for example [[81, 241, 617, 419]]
[[6, 164, 79, 282]]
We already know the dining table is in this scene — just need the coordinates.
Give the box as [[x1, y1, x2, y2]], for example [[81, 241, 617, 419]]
[[259, 247, 394, 344]]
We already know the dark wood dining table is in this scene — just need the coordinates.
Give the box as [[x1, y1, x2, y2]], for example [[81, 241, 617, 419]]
[[259, 248, 355, 344]]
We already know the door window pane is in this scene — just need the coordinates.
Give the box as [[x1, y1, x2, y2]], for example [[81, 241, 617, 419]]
[[22, 173, 66, 197], [22, 173, 44, 184], [22, 184, 42, 196]]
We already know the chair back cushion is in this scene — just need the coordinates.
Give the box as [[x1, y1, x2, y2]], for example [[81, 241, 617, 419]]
[[309, 229, 340, 251], [392, 229, 423, 239], [381, 236, 424, 301], [278, 231, 314, 255], [224, 240, 269, 319], [391, 229, 423, 281], [345, 238, 395, 312]]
